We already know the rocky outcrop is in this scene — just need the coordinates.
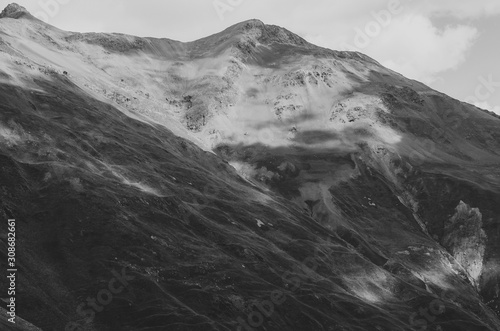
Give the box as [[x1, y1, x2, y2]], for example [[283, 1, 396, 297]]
[[0, 3, 30, 19], [441, 201, 487, 287]]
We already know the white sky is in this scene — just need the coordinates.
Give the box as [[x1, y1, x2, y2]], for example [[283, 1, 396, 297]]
[[2, 0, 500, 114]]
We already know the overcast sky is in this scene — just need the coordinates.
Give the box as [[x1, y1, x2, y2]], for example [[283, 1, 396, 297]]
[[3, 0, 500, 114]]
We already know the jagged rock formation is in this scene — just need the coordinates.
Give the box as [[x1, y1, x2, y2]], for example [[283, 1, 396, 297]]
[[0, 3, 29, 19], [442, 201, 487, 287]]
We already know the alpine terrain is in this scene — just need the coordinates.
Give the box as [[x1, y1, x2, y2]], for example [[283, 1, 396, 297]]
[[0, 3, 499, 331]]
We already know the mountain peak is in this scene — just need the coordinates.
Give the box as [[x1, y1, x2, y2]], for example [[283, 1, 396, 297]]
[[0, 3, 30, 19], [236, 18, 265, 27], [231, 19, 310, 47]]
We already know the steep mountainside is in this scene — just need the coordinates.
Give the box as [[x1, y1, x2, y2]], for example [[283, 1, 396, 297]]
[[0, 3, 499, 331]]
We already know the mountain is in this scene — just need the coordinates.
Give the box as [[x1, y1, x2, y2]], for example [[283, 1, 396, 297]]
[[0, 3, 31, 19], [0, 3, 499, 330]]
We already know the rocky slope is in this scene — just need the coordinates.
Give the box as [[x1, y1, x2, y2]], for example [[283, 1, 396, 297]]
[[0, 3, 499, 331]]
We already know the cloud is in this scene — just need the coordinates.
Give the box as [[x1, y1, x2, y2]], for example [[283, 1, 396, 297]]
[[332, 13, 479, 83], [291, 2, 484, 85], [369, 15, 478, 83], [474, 101, 500, 115], [413, 0, 500, 19]]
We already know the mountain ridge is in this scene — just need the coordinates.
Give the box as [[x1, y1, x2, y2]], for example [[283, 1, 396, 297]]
[[0, 3, 499, 330], [0, 3, 380, 65]]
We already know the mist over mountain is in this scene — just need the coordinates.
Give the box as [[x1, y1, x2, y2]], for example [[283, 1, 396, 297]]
[[0, 3, 499, 331]]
